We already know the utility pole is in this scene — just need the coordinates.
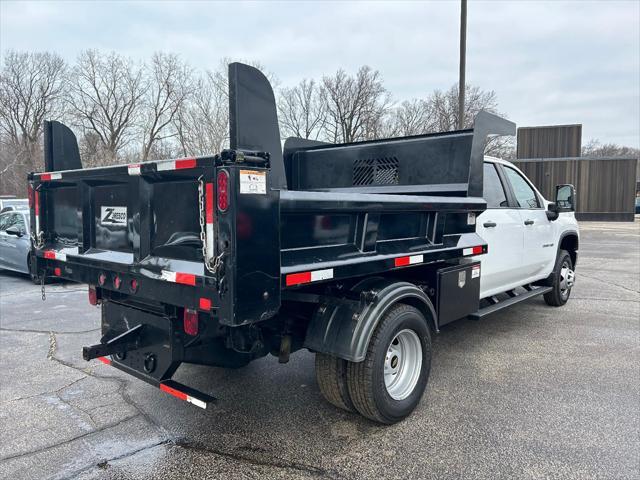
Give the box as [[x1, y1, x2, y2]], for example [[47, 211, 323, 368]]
[[458, 0, 467, 130]]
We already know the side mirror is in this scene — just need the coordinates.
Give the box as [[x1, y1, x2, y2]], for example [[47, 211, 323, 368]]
[[555, 184, 576, 212], [5, 225, 24, 237], [546, 203, 559, 221]]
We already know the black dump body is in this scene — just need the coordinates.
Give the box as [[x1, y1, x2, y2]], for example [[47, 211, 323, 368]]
[[29, 63, 514, 403]]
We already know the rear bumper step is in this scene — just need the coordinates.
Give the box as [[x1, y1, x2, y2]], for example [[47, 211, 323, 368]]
[[469, 286, 552, 320], [96, 356, 216, 409]]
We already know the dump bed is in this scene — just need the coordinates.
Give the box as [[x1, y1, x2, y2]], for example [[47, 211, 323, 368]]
[[30, 62, 515, 328]]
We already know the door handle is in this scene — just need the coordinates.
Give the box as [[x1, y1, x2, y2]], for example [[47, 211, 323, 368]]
[[524, 219, 535, 225], [483, 221, 497, 228]]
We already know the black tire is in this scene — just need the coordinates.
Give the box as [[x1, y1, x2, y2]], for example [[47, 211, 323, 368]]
[[346, 303, 431, 424], [27, 254, 40, 284], [315, 353, 355, 412], [544, 249, 574, 307]]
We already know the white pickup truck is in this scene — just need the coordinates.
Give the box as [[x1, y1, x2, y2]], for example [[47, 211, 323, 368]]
[[473, 157, 578, 311]]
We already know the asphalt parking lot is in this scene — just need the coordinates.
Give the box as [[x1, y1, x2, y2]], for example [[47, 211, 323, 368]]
[[0, 221, 638, 480]]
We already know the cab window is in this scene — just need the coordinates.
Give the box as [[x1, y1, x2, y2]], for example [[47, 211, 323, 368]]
[[483, 163, 508, 208], [504, 166, 541, 209]]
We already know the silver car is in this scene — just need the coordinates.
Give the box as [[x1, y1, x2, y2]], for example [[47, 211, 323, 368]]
[[0, 210, 37, 282]]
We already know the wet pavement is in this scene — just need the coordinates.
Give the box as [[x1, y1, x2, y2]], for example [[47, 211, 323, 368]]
[[0, 221, 638, 479]]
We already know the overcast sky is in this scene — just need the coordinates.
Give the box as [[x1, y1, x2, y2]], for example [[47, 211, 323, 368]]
[[1, 0, 638, 147]]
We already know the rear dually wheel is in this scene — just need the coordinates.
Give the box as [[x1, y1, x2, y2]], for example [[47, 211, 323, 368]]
[[346, 303, 432, 424]]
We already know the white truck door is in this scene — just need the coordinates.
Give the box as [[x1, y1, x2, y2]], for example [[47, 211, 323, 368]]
[[502, 165, 555, 280], [475, 163, 524, 298]]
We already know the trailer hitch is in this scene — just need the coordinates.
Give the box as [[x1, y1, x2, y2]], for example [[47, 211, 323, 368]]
[[82, 324, 144, 361]]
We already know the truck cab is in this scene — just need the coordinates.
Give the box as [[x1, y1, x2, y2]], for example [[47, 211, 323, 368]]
[[476, 157, 578, 302]]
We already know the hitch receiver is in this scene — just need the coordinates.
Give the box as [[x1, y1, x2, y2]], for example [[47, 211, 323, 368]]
[[82, 324, 144, 361]]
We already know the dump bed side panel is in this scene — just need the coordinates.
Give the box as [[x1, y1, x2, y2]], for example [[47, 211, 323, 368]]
[[288, 131, 474, 192]]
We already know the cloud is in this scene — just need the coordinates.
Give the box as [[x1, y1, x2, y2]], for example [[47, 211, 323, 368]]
[[1, 0, 638, 146]]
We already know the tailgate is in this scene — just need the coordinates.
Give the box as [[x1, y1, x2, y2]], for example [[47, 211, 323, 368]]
[[30, 158, 218, 307]]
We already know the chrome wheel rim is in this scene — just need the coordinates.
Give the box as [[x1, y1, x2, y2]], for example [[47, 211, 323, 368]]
[[384, 329, 422, 401], [559, 261, 575, 299]]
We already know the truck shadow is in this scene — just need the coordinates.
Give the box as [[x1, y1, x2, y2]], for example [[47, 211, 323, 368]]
[[168, 298, 550, 432]]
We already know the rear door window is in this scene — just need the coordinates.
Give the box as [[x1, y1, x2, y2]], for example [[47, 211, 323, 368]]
[[483, 163, 508, 208], [504, 166, 541, 209]]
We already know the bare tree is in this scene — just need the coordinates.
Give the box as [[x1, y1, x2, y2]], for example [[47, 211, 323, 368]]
[[421, 83, 515, 158], [173, 58, 275, 156], [140, 52, 192, 161], [582, 139, 639, 158], [485, 135, 516, 159], [174, 71, 229, 157], [386, 99, 436, 137], [321, 66, 391, 143], [278, 79, 326, 140], [0, 51, 66, 193], [66, 50, 144, 165], [427, 83, 499, 132]]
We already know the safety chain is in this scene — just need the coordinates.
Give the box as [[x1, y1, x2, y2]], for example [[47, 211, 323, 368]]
[[41, 275, 46, 301], [31, 185, 45, 249], [31, 231, 45, 250], [197, 176, 217, 274]]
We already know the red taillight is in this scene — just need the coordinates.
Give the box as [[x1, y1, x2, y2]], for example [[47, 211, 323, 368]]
[[113, 275, 122, 290], [217, 170, 229, 212], [183, 309, 198, 336], [199, 297, 212, 311], [98, 273, 107, 286], [54, 267, 61, 277], [130, 279, 138, 293], [472, 245, 484, 255], [88, 285, 98, 305]]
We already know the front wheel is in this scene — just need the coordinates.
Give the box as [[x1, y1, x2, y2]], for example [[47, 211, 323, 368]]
[[346, 304, 432, 424], [544, 249, 574, 307]]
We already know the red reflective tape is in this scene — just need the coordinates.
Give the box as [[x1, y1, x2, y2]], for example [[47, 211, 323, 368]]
[[286, 271, 312, 286], [175, 158, 197, 170], [35, 190, 40, 215], [205, 182, 214, 224], [40, 173, 52, 181], [97, 356, 111, 365], [160, 383, 188, 401], [43, 250, 56, 259], [175, 272, 196, 286], [394, 256, 411, 267], [472, 245, 484, 255], [199, 297, 212, 310], [54, 267, 61, 276]]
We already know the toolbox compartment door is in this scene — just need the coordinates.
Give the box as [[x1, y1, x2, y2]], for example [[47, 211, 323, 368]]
[[436, 262, 481, 327]]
